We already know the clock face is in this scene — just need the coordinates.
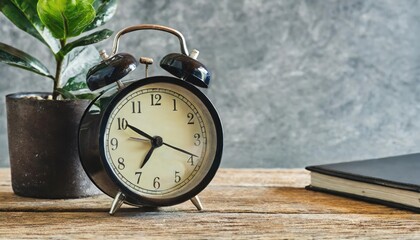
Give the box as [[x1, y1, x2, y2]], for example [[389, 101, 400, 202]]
[[100, 78, 222, 204]]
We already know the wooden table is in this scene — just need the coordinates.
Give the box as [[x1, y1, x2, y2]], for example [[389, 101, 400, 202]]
[[0, 168, 419, 239]]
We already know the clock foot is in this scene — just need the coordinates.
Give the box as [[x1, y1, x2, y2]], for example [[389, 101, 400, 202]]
[[109, 191, 126, 215], [190, 195, 203, 211]]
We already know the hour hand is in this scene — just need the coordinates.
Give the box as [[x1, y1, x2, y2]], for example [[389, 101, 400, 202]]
[[140, 146, 155, 169], [127, 124, 153, 140]]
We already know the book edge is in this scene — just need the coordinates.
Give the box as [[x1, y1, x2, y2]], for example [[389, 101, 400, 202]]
[[306, 185, 420, 213], [305, 165, 420, 193]]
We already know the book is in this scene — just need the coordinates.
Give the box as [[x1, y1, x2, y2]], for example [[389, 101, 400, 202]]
[[305, 153, 420, 212]]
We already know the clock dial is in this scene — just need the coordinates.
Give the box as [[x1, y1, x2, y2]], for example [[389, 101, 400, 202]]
[[102, 82, 218, 200]]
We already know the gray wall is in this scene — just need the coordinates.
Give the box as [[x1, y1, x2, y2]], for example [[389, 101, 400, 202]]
[[2, 0, 420, 168]]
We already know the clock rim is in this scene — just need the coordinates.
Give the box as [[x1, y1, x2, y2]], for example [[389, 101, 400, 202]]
[[98, 76, 223, 206]]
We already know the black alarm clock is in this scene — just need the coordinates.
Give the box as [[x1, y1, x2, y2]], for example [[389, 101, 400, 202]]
[[79, 24, 223, 215]]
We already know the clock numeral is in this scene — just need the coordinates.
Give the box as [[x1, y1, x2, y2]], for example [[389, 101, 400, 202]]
[[131, 101, 141, 113], [172, 99, 177, 111], [153, 177, 160, 189], [187, 113, 195, 124], [135, 171, 142, 184], [117, 157, 125, 170], [117, 118, 128, 130], [194, 133, 201, 146], [187, 155, 195, 166], [110, 138, 118, 150], [174, 171, 181, 183], [151, 94, 162, 106]]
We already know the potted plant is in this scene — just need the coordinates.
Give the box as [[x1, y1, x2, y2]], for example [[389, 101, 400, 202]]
[[0, 0, 117, 198]]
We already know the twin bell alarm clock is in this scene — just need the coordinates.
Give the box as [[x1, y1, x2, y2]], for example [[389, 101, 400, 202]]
[[78, 24, 223, 215]]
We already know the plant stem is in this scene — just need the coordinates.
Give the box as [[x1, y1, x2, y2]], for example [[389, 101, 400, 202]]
[[53, 39, 67, 100]]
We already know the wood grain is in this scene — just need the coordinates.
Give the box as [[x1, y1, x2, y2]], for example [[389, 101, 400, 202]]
[[0, 212, 419, 240], [0, 168, 419, 239]]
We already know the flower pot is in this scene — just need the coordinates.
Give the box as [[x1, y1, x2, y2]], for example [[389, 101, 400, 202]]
[[6, 92, 100, 198]]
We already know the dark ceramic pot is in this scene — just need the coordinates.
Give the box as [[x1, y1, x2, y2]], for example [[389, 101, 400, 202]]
[[6, 92, 100, 198]]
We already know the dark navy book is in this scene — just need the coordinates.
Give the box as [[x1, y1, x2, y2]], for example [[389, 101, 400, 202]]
[[306, 153, 420, 213]]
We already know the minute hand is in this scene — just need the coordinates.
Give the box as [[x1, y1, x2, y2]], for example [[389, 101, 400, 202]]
[[127, 124, 153, 140], [162, 142, 198, 157]]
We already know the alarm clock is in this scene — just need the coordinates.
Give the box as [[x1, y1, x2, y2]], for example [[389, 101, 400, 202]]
[[78, 24, 223, 215]]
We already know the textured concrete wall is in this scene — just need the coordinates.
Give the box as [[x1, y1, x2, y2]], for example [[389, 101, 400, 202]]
[[1, 0, 420, 168]]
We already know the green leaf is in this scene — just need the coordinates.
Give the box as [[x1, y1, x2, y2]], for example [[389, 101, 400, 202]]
[[60, 46, 102, 100], [85, 0, 117, 31], [58, 29, 113, 57], [59, 82, 99, 100], [0, 0, 60, 52], [63, 74, 89, 91], [0, 42, 53, 79], [56, 87, 98, 100], [55, 88, 77, 99], [61, 77, 99, 100], [37, 0, 96, 39], [74, 92, 98, 100], [61, 45, 102, 86], [59, 45, 101, 96]]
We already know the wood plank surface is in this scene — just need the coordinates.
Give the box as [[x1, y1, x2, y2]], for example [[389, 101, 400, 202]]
[[1, 212, 420, 239], [0, 168, 419, 239]]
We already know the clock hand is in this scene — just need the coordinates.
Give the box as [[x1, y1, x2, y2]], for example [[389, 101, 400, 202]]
[[128, 137, 149, 142], [162, 142, 198, 157], [127, 124, 197, 163], [140, 146, 156, 169], [139, 136, 163, 168], [127, 124, 154, 140]]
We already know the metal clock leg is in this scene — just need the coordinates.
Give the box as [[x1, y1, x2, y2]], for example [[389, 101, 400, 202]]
[[190, 195, 203, 211], [109, 191, 126, 215]]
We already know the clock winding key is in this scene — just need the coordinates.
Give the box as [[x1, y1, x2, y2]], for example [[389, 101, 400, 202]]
[[139, 57, 153, 78]]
